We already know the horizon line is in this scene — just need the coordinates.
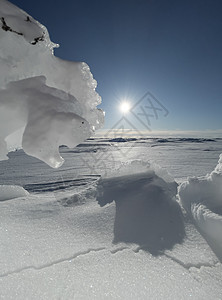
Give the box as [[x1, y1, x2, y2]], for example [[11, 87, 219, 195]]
[[95, 129, 222, 138]]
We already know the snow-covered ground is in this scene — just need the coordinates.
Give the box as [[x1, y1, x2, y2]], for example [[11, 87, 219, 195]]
[[1, 137, 222, 299]]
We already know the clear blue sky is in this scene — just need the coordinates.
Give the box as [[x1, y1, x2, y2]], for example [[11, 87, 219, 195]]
[[10, 0, 222, 131]]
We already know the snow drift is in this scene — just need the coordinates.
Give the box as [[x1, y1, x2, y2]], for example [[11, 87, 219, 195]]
[[97, 161, 185, 254], [0, 184, 29, 201], [179, 154, 222, 261], [0, 0, 104, 167]]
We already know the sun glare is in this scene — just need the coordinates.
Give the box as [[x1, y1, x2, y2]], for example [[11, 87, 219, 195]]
[[120, 101, 131, 114]]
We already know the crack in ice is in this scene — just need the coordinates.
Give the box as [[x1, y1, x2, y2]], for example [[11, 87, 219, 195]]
[[0, 247, 106, 278], [110, 246, 129, 254], [164, 253, 219, 271]]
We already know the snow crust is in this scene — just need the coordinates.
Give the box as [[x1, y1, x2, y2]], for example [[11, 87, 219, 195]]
[[0, 0, 104, 167], [0, 139, 222, 298], [0, 184, 29, 201], [179, 154, 222, 260]]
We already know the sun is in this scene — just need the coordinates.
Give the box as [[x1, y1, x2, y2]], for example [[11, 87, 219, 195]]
[[119, 101, 131, 114]]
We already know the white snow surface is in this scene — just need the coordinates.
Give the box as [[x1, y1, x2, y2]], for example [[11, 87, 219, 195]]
[[0, 0, 104, 167], [0, 184, 29, 201], [0, 137, 222, 299], [179, 154, 222, 261]]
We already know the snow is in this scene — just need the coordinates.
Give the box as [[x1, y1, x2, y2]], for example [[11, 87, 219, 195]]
[[97, 166, 183, 253], [0, 138, 222, 299], [179, 154, 222, 261], [0, 184, 29, 201], [0, 0, 104, 167]]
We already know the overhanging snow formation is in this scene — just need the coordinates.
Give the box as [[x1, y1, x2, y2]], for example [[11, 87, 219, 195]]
[[0, 0, 104, 167]]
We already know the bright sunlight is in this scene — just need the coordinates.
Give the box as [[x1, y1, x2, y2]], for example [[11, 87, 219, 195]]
[[119, 101, 131, 114]]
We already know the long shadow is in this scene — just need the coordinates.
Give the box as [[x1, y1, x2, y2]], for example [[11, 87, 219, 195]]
[[97, 172, 185, 255]]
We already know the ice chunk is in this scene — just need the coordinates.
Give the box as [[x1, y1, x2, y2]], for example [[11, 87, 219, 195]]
[[0, 0, 104, 167], [96, 161, 183, 254], [0, 185, 29, 201], [179, 154, 222, 261]]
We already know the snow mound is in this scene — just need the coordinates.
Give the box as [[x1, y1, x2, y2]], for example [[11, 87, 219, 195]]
[[0, 0, 104, 168], [179, 154, 222, 261], [0, 185, 29, 201], [97, 161, 184, 254]]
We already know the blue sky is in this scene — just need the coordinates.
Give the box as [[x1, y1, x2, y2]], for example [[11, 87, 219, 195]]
[[10, 0, 222, 132]]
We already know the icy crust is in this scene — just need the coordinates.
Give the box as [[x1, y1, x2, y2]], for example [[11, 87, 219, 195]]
[[0, 0, 104, 167], [179, 154, 222, 261], [101, 159, 175, 183]]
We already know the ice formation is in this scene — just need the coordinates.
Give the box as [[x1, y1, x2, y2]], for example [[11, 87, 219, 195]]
[[0, 0, 104, 167], [97, 161, 183, 254], [179, 154, 222, 260]]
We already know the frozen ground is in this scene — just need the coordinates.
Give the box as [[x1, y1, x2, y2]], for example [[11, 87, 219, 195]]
[[0, 137, 222, 299]]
